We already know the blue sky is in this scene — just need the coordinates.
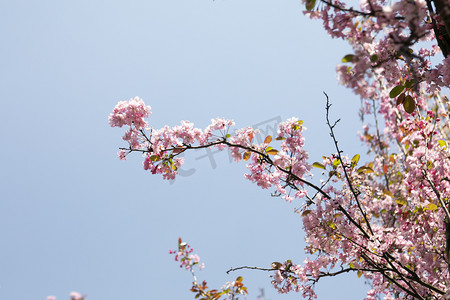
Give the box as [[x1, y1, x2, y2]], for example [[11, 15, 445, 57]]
[[1, 0, 370, 299]]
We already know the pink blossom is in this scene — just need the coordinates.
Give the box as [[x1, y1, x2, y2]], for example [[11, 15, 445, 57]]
[[69, 291, 84, 300]]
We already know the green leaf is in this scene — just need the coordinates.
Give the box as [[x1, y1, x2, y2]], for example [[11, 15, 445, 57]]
[[327, 221, 336, 229], [226, 133, 231, 138], [404, 79, 415, 89], [383, 190, 393, 197], [403, 95, 415, 113], [370, 54, 378, 63], [332, 159, 341, 168], [351, 154, 360, 166], [424, 203, 438, 211], [438, 140, 447, 149], [236, 276, 243, 282], [312, 162, 326, 169], [350, 261, 355, 269], [357, 270, 363, 278], [396, 199, 408, 206], [389, 85, 405, 98], [149, 155, 160, 162], [292, 121, 303, 130], [305, 0, 316, 10], [357, 166, 374, 173], [342, 54, 355, 63]]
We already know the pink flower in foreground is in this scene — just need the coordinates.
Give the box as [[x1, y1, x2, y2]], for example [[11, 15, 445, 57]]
[[108, 97, 151, 129]]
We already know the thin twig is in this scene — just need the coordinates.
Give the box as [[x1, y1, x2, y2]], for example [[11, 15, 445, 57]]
[[324, 92, 374, 236]]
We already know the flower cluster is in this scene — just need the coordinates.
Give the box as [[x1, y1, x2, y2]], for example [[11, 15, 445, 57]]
[[169, 238, 205, 271], [169, 238, 247, 300], [110, 101, 312, 196], [108, 97, 151, 129]]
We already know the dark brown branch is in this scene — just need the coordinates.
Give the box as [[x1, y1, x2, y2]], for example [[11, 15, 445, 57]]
[[324, 92, 374, 237], [226, 266, 274, 274], [319, 0, 376, 16], [360, 252, 423, 299], [423, 169, 450, 275], [122, 132, 333, 200], [432, 0, 450, 57]]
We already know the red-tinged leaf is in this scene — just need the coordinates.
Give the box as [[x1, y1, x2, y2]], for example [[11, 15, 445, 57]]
[[403, 95, 415, 114], [383, 164, 388, 173], [267, 149, 279, 155], [389, 154, 396, 163], [248, 132, 254, 142], [396, 93, 406, 106], [172, 148, 183, 154], [264, 135, 272, 144], [243, 151, 251, 161], [275, 136, 285, 140], [357, 270, 363, 278], [271, 262, 282, 269], [302, 210, 312, 216], [236, 276, 243, 282]]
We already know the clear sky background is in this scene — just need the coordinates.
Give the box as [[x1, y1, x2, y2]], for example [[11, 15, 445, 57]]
[[1, 0, 371, 299]]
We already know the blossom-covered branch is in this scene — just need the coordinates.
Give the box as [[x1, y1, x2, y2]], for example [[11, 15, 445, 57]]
[[170, 238, 247, 300], [110, 0, 450, 298]]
